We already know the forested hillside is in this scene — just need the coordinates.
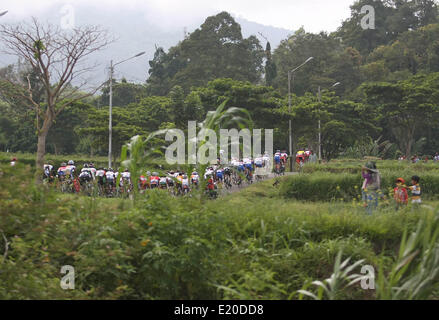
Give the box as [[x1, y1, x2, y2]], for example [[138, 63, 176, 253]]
[[1, 1, 439, 159]]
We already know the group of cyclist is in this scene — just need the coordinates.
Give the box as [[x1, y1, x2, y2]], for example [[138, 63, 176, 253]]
[[40, 150, 281, 198], [43, 160, 134, 197]]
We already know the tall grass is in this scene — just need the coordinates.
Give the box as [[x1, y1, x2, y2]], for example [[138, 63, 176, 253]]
[[1, 164, 437, 299]]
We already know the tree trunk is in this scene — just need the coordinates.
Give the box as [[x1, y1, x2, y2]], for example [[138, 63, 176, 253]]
[[35, 113, 53, 184], [35, 131, 48, 184]]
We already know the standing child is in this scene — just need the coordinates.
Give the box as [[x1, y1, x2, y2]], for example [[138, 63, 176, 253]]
[[393, 178, 408, 210], [408, 175, 422, 204]]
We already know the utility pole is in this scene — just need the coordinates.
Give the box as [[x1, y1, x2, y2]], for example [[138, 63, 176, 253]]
[[107, 51, 145, 168], [108, 60, 113, 168], [287, 57, 314, 171], [318, 85, 322, 163], [317, 82, 340, 163]]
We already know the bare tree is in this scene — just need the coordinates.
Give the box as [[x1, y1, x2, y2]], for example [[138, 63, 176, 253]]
[[0, 17, 113, 182]]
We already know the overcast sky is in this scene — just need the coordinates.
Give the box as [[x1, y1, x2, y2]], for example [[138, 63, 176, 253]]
[[1, 0, 354, 33], [0, 0, 357, 85]]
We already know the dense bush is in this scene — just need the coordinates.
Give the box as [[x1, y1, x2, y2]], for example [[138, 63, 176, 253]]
[[280, 171, 439, 201], [0, 164, 436, 299]]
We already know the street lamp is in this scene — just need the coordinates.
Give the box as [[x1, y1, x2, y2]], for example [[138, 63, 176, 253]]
[[288, 56, 314, 171], [317, 81, 340, 162], [108, 51, 146, 168], [0, 11, 8, 17]]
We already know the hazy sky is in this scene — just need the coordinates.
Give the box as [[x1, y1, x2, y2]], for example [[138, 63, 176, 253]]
[[1, 0, 354, 33]]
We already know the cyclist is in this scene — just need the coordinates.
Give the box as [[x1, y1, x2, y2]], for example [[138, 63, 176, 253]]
[[43, 161, 55, 182], [78, 164, 93, 190], [138, 174, 148, 192], [159, 176, 168, 189], [88, 163, 97, 180], [66, 160, 76, 179], [120, 168, 132, 194], [96, 167, 106, 192], [166, 175, 175, 190], [191, 171, 200, 188], [223, 167, 232, 187], [254, 155, 263, 169], [105, 168, 116, 194], [204, 167, 214, 179], [175, 172, 184, 194], [296, 151, 305, 168], [274, 150, 281, 173], [280, 150, 288, 168], [57, 162, 68, 181], [150, 172, 160, 189], [206, 173, 217, 198], [244, 157, 253, 182], [182, 174, 190, 194], [216, 167, 224, 183]]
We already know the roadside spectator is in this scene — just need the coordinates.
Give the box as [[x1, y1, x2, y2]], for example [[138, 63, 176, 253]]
[[393, 178, 408, 210], [361, 161, 381, 215], [408, 175, 422, 205], [309, 150, 318, 163]]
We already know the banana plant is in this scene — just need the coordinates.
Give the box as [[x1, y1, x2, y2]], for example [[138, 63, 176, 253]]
[[120, 99, 253, 198]]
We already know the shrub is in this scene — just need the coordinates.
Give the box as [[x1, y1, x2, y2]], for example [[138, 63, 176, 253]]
[[280, 171, 439, 201]]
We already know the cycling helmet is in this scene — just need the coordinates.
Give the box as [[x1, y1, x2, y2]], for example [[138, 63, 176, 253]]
[[108, 167, 113, 171], [83, 163, 89, 168], [89, 163, 94, 167], [152, 172, 158, 176], [124, 168, 129, 172], [61, 162, 67, 167], [396, 178, 405, 183], [11, 157, 17, 161], [192, 171, 198, 175], [146, 171, 151, 175], [183, 175, 188, 179], [68, 160, 74, 165]]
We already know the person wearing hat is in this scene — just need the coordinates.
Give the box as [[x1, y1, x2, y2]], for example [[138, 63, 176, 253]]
[[361, 161, 381, 214], [393, 178, 408, 210]]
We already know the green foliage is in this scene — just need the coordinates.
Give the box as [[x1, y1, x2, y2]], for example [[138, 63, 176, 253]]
[[1, 162, 437, 299], [279, 169, 439, 201], [363, 73, 439, 157], [146, 12, 264, 95]]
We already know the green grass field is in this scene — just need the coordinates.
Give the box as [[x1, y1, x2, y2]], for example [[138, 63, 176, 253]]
[[1, 159, 438, 299]]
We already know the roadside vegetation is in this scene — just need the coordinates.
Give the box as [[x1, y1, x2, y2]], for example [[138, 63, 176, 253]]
[[2, 161, 438, 299]]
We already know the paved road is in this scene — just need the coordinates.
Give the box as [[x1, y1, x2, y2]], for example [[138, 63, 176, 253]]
[[220, 171, 297, 195]]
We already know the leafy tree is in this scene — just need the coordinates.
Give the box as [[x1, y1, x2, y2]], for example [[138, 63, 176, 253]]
[[272, 28, 346, 96], [100, 79, 147, 107], [364, 23, 439, 80], [146, 12, 264, 95], [76, 107, 146, 161], [264, 41, 277, 86], [363, 73, 439, 157], [335, 0, 394, 55]]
